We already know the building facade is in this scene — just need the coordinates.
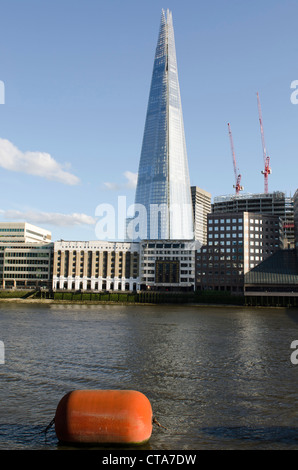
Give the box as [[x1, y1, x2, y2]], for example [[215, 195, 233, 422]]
[[139, 240, 197, 291], [52, 240, 140, 291], [0, 223, 53, 289], [196, 212, 283, 293], [133, 9, 193, 240], [0, 222, 51, 244], [213, 192, 294, 248], [293, 189, 298, 255], [52, 239, 198, 292], [191, 186, 211, 245]]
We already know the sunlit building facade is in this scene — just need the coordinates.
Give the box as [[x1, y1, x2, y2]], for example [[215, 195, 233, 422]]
[[133, 9, 193, 240], [0, 222, 53, 289]]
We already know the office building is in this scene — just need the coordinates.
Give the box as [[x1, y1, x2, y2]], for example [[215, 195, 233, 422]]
[[52, 238, 197, 292], [196, 212, 283, 293], [213, 192, 294, 248], [139, 240, 196, 291], [53, 240, 140, 291], [0, 222, 51, 244], [191, 186, 211, 245], [0, 222, 53, 289], [133, 9, 193, 240]]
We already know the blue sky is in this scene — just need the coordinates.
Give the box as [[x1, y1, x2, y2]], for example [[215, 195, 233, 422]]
[[0, 0, 297, 241]]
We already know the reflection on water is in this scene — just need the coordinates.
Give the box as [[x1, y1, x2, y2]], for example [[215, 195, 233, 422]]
[[1, 302, 298, 449]]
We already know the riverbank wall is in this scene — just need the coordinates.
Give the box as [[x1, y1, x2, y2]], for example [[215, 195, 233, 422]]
[[1, 289, 298, 307]]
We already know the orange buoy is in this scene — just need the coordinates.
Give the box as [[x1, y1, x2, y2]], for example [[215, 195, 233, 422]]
[[54, 389, 153, 445]]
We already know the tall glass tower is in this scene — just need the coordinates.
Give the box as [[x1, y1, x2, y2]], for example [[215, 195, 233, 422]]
[[132, 9, 194, 240]]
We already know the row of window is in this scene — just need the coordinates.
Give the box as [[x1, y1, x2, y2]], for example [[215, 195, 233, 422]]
[[209, 218, 243, 224], [4, 266, 49, 272], [4, 273, 48, 279], [56, 274, 139, 280], [0, 228, 24, 232], [209, 225, 242, 231], [5, 259, 50, 265], [5, 252, 50, 257]]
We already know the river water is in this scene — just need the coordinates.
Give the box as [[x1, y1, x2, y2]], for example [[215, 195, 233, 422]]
[[1, 301, 298, 450]]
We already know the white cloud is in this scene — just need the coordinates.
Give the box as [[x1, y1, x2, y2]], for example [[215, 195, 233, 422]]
[[0, 209, 96, 227], [0, 138, 80, 185], [103, 171, 137, 191], [124, 171, 138, 189]]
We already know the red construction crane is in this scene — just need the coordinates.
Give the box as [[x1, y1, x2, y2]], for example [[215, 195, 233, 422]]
[[257, 92, 271, 194], [228, 122, 243, 195]]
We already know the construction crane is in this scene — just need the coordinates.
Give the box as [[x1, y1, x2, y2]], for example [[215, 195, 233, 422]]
[[227, 122, 243, 195], [257, 91, 271, 194]]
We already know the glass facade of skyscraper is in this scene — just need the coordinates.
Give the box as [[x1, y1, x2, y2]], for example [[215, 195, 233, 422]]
[[132, 9, 193, 240]]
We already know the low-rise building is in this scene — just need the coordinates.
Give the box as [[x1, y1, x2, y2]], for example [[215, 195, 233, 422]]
[[139, 240, 197, 291], [53, 240, 140, 291], [52, 239, 198, 292]]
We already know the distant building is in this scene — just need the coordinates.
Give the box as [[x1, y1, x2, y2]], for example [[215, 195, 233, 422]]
[[53, 240, 140, 292], [213, 192, 294, 249], [139, 240, 196, 292], [52, 239, 198, 293], [196, 212, 283, 294], [244, 249, 298, 307], [0, 222, 51, 244], [293, 189, 298, 255], [0, 222, 53, 289], [191, 186, 211, 246]]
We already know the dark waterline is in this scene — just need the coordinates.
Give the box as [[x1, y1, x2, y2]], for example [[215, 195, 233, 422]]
[[1, 302, 298, 450]]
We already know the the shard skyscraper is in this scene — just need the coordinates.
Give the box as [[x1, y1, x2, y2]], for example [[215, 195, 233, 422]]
[[132, 9, 194, 240]]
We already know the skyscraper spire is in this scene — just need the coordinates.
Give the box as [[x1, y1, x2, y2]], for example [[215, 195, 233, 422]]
[[133, 9, 193, 240]]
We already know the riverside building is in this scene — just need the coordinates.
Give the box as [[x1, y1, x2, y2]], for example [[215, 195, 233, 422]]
[[0, 222, 53, 289], [139, 240, 196, 291], [52, 239, 198, 292], [196, 212, 283, 294], [52, 240, 140, 292], [213, 192, 294, 249]]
